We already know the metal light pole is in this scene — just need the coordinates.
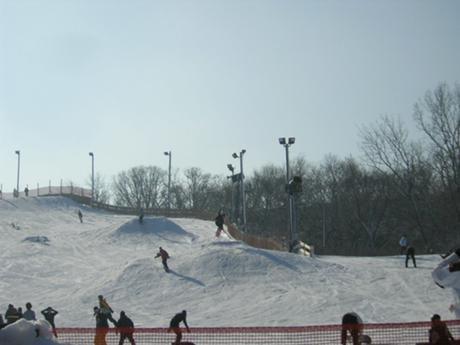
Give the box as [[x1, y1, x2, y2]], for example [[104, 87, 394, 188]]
[[164, 151, 172, 209], [227, 164, 235, 221], [89, 152, 94, 204], [279, 137, 296, 250], [15, 150, 20, 197], [233, 149, 247, 228]]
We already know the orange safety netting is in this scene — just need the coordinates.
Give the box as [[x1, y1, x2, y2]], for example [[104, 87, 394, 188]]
[[54, 320, 460, 345]]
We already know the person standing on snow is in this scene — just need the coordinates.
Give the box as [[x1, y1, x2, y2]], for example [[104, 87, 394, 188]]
[[168, 310, 190, 345], [214, 209, 225, 237], [341, 312, 371, 345], [98, 295, 117, 326], [78, 209, 83, 223], [429, 314, 455, 344], [406, 246, 417, 268], [23, 302, 36, 321], [41, 306, 59, 337], [117, 311, 136, 345], [93, 306, 110, 345], [399, 235, 408, 255], [155, 247, 170, 272]]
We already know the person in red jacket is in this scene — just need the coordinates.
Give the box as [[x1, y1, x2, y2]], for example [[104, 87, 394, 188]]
[[155, 247, 170, 272]]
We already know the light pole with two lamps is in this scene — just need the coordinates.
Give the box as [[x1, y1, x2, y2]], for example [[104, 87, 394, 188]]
[[232, 149, 246, 228], [164, 151, 172, 209], [279, 137, 296, 251]]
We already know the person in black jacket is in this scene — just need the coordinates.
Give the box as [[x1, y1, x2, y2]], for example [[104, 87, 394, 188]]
[[406, 246, 417, 268], [214, 210, 225, 237], [5, 304, 20, 325], [94, 306, 110, 345], [429, 314, 455, 344], [341, 312, 364, 345], [41, 307, 59, 337], [168, 310, 190, 345], [117, 311, 135, 345]]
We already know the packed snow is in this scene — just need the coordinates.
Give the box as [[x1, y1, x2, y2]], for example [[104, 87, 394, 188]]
[[0, 196, 457, 344]]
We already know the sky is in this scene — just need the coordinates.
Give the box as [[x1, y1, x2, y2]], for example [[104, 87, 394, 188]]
[[1, 195, 460, 345], [1, 0, 459, 192]]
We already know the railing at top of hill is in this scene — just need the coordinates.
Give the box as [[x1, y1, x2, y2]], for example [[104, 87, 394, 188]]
[[0, 185, 286, 251]]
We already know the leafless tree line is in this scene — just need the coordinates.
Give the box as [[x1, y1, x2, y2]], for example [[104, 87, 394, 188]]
[[92, 83, 460, 255]]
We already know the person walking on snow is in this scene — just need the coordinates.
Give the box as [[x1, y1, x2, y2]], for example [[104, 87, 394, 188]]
[[117, 311, 136, 345], [155, 247, 170, 272], [399, 235, 408, 254], [78, 209, 83, 223], [168, 310, 190, 345], [214, 209, 225, 237]]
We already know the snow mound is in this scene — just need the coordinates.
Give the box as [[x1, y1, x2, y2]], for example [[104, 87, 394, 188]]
[[0, 319, 67, 345]]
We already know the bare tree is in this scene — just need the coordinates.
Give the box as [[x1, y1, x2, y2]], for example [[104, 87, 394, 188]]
[[86, 173, 110, 204], [112, 166, 166, 209]]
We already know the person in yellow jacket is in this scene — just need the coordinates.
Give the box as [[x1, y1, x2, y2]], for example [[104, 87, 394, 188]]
[[98, 295, 117, 326]]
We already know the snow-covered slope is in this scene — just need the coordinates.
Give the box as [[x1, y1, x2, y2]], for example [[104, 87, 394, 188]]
[[0, 196, 455, 328]]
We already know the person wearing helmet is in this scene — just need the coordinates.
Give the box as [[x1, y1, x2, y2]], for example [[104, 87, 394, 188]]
[[168, 310, 190, 345]]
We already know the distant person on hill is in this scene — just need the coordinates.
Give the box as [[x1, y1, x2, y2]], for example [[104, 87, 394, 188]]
[[78, 209, 83, 223], [341, 312, 371, 345], [93, 306, 110, 345], [429, 314, 454, 344], [23, 302, 36, 321], [406, 246, 417, 268], [41, 306, 59, 337], [98, 295, 117, 326], [117, 311, 136, 345], [399, 235, 408, 254], [24, 186, 29, 197], [5, 304, 20, 324], [168, 310, 190, 345], [139, 208, 144, 224], [214, 209, 225, 237], [155, 247, 170, 272]]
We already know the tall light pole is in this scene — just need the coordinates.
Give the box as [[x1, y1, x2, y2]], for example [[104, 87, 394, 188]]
[[232, 149, 246, 228], [279, 137, 296, 250], [89, 152, 94, 204], [227, 163, 235, 221], [15, 150, 20, 197], [164, 151, 172, 209]]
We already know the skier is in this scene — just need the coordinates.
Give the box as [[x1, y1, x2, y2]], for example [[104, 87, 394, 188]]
[[78, 209, 83, 223], [168, 310, 190, 345], [98, 295, 117, 326], [429, 314, 455, 344], [155, 247, 170, 272], [117, 311, 136, 345], [139, 208, 144, 224], [214, 209, 225, 237], [41, 306, 59, 337], [405, 246, 417, 268], [23, 302, 36, 321]]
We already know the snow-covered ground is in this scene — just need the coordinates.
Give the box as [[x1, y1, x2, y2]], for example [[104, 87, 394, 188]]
[[0, 196, 455, 332]]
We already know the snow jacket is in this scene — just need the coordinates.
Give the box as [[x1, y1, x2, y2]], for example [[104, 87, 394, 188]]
[[156, 248, 170, 261], [5, 306, 20, 324], [23, 309, 36, 321], [117, 314, 134, 334]]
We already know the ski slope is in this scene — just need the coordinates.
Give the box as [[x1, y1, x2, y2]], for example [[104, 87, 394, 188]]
[[0, 196, 455, 329]]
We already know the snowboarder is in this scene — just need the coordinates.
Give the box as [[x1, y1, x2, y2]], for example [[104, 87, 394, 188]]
[[78, 209, 83, 223], [214, 209, 225, 237], [139, 208, 144, 224], [98, 295, 117, 326], [41, 306, 59, 337], [406, 246, 417, 268], [399, 235, 408, 254], [429, 314, 455, 344], [23, 302, 36, 321], [168, 310, 190, 345], [155, 247, 170, 272], [117, 311, 136, 345]]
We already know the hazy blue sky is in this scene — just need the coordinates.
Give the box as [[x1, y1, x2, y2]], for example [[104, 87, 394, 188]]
[[1, 0, 459, 192]]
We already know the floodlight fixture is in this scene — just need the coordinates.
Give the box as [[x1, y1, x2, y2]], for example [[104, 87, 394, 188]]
[[278, 138, 286, 145], [227, 164, 234, 172], [232, 153, 238, 159], [288, 137, 296, 145], [164, 151, 170, 156]]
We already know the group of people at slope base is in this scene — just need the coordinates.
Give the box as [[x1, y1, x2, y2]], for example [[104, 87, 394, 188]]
[[0, 302, 58, 337], [341, 312, 457, 345], [399, 234, 417, 268], [93, 295, 190, 345]]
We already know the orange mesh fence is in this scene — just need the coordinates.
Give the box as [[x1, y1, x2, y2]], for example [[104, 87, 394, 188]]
[[55, 321, 460, 345]]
